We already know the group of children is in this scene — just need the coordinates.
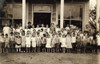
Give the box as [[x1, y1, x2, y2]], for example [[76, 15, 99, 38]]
[[0, 23, 100, 53]]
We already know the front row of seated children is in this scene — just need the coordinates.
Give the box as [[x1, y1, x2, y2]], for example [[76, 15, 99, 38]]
[[0, 30, 100, 53]]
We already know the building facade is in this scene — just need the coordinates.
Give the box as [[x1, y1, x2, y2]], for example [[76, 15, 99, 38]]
[[0, 0, 89, 31]]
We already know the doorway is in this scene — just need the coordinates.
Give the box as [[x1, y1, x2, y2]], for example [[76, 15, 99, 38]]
[[33, 13, 51, 27]]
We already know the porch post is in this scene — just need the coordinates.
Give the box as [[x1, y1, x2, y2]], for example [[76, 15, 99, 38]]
[[60, 0, 64, 28], [96, 0, 100, 32], [22, 0, 26, 29]]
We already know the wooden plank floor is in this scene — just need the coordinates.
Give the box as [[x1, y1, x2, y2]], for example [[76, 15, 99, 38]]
[[0, 53, 99, 64]]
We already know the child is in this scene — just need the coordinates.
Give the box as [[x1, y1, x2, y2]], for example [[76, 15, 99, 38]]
[[41, 34, 46, 52], [40, 29, 45, 38], [46, 34, 51, 52], [81, 33, 87, 53], [36, 25, 41, 32], [61, 34, 67, 53], [36, 33, 41, 52], [46, 25, 50, 33], [76, 33, 81, 53], [56, 25, 60, 33], [31, 25, 35, 34], [0, 34, 5, 53], [15, 33, 22, 52], [9, 32, 15, 53], [41, 24, 45, 31], [89, 35, 94, 53], [66, 33, 72, 53], [31, 34, 36, 52], [51, 34, 56, 53], [25, 33, 31, 53], [71, 33, 76, 53], [4, 34, 10, 53], [55, 34, 60, 53], [21, 31, 26, 52]]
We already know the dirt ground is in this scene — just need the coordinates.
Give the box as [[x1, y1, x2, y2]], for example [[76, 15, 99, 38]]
[[0, 52, 100, 64]]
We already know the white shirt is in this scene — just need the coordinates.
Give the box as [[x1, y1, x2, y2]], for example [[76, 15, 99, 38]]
[[3, 26, 10, 34], [71, 36, 76, 43], [25, 37, 31, 44], [46, 38, 51, 48]]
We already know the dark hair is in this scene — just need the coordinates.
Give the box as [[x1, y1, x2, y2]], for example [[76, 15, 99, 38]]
[[5, 34, 8, 36], [28, 22, 31, 24], [10, 32, 13, 34]]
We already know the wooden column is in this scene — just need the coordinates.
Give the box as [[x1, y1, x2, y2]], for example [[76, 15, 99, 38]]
[[60, 0, 64, 28], [22, 0, 26, 29], [96, 0, 100, 32]]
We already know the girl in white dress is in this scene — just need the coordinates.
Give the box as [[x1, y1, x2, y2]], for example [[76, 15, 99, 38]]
[[61, 34, 67, 53], [25, 34, 31, 52], [31, 34, 36, 52], [66, 33, 72, 53], [46, 34, 52, 52]]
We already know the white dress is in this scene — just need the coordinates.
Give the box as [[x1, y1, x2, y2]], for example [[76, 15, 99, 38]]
[[66, 36, 72, 48], [36, 28, 41, 32], [61, 37, 67, 47], [46, 38, 51, 48], [56, 28, 60, 32], [3, 26, 10, 35], [31, 37, 36, 47], [21, 36, 26, 47], [25, 37, 31, 47], [16, 28, 20, 33]]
